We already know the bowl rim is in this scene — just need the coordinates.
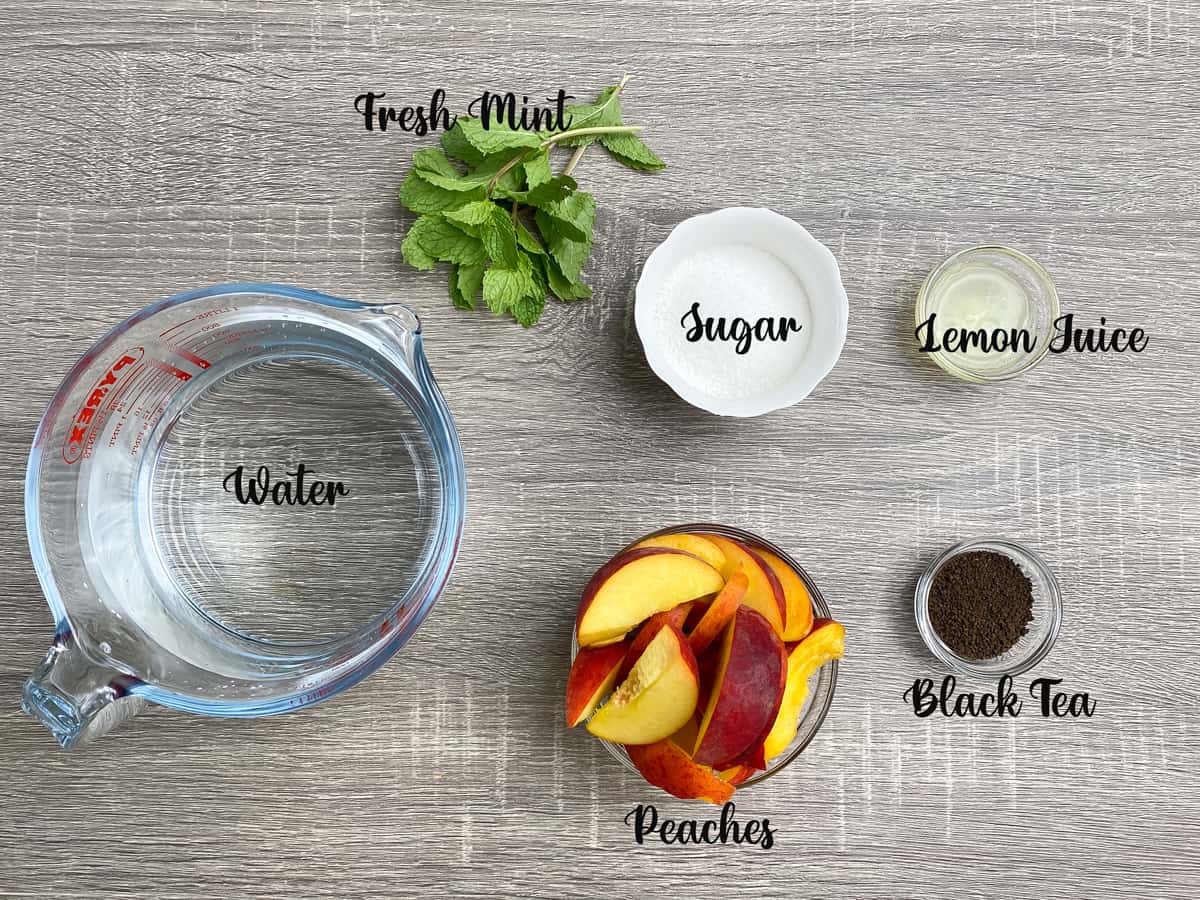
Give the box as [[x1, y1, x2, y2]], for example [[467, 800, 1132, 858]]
[[915, 244, 1060, 384], [913, 537, 1063, 677], [570, 522, 838, 790], [633, 207, 849, 417]]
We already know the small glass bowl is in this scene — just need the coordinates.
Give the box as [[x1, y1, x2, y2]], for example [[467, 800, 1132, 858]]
[[914, 538, 1062, 677], [916, 245, 1059, 383], [570, 523, 838, 789]]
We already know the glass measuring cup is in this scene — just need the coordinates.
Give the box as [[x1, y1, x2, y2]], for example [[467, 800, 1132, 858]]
[[21, 283, 466, 748]]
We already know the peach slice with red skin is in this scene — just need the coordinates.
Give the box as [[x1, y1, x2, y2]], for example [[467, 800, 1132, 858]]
[[692, 606, 787, 768], [586, 624, 700, 744], [757, 548, 815, 642], [762, 618, 845, 760], [633, 533, 727, 572], [626, 739, 735, 806], [717, 764, 755, 786], [617, 602, 694, 681], [688, 571, 749, 656], [697, 535, 787, 637], [565, 640, 629, 727], [576, 548, 725, 647]]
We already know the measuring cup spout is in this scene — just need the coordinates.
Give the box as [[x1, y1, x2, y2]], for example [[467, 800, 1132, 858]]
[[21, 630, 146, 749], [364, 303, 424, 368]]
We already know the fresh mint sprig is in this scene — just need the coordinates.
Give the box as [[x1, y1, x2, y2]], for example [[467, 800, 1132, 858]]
[[399, 76, 666, 326]]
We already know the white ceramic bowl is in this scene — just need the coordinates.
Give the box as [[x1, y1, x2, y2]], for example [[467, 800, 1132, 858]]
[[634, 208, 849, 417]]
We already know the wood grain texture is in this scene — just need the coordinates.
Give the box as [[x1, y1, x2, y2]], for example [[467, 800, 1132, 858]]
[[2, 1, 1199, 897]]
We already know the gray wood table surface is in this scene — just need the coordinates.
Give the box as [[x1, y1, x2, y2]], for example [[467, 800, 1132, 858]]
[[2, 2, 1198, 897]]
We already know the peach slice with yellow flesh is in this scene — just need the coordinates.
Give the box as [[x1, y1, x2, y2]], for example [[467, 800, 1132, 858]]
[[762, 618, 845, 760], [718, 764, 755, 786], [626, 739, 735, 806], [757, 548, 814, 642], [668, 715, 699, 752], [692, 606, 787, 768], [633, 533, 727, 572], [688, 571, 749, 655], [576, 548, 725, 647], [564, 640, 629, 727], [618, 602, 693, 680], [586, 624, 699, 744], [697, 535, 786, 637]]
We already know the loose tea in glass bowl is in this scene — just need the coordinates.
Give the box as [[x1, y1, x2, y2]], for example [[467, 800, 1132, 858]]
[[915, 538, 1062, 677]]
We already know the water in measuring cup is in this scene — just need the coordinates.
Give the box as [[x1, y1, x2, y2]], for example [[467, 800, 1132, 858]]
[[144, 351, 441, 646]]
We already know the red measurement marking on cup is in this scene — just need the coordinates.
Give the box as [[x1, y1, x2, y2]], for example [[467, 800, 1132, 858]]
[[146, 357, 194, 382], [168, 344, 211, 371], [103, 361, 148, 412], [62, 348, 144, 465]]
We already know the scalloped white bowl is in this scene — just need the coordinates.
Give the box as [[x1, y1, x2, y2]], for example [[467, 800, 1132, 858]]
[[634, 207, 848, 417]]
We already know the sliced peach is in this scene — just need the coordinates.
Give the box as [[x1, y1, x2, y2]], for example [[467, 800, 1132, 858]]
[[694, 644, 720, 716], [688, 571, 748, 655], [762, 618, 845, 760], [717, 764, 755, 786], [586, 624, 699, 744], [757, 548, 814, 641], [565, 640, 629, 727], [576, 548, 724, 647], [618, 602, 693, 680], [626, 739, 734, 806], [668, 715, 700, 752], [698, 535, 786, 637], [692, 606, 787, 768], [684, 595, 715, 631], [726, 735, 768, 771], [633, 533, 727, 572]]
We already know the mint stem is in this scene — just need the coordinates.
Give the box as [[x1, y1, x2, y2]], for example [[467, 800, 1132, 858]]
[[562, 74, 630, 178], [540, 124, 643, 147], [486, 124, 644, 196]]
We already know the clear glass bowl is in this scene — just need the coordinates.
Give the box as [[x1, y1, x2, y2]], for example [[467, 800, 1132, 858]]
[[570, 523, 839, 789], [914, 538, 1062, 677], [916, 245, 1059, 383]]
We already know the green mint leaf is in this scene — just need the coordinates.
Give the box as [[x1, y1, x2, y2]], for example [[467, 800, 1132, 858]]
[[498, 174, 577, 207], [399, 170, 485, 214], [401, 217, 437, 270], [445, 201, 520, 268], [544, 253, 593, 301], [471, 152, 527, 194], [403, 213, 488, 267], [449, 261, 485, 310], [417, 168, 490, 193], [536, 209, 593, 282], [441, 122, 485, 167], [456, 261, 485, 308], [482, 255, 537, 315], [456, 117, 543, 154], [513, 289, 546, 327], [448, 264, 469, 309], [443, 200, 497, 227], [412, 147, 462, 179], [600, 132, 666, 171], [516, 221, 546, 255], [528, 250, 549, 300], [523, 150, 552, 188], [549, 85, 624, 145], [535, 191, 595, 245]]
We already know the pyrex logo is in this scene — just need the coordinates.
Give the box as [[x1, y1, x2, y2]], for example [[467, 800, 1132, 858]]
[[61, 347, 143, 464]]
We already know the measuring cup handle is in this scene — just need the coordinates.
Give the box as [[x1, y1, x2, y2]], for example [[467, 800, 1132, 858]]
[[21, 629, 145, 749]]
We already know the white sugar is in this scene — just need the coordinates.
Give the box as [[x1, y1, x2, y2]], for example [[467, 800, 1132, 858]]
[[648, 243, 811, 400]]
